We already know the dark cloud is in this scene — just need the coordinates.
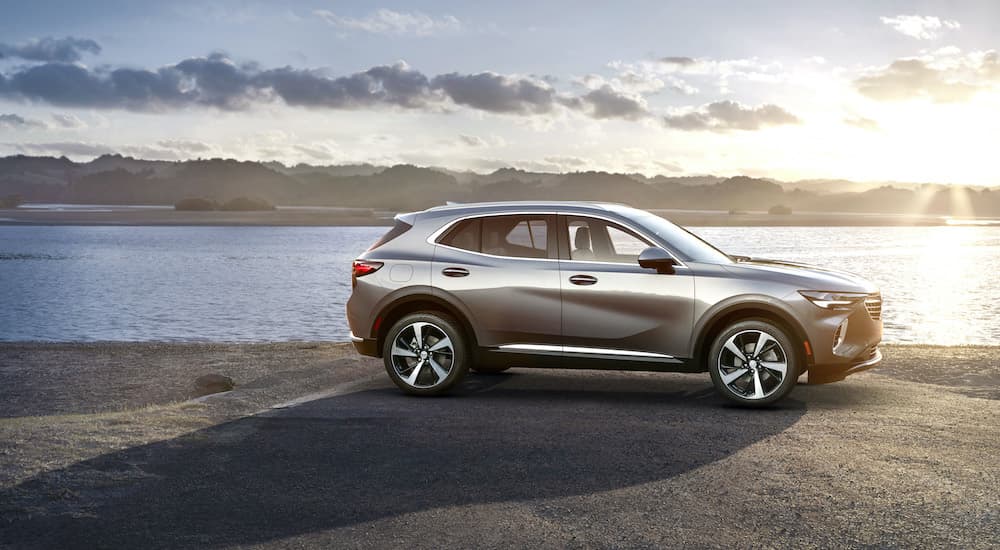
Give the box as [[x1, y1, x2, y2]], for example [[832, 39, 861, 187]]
[[0, 36, 101, 62], [578, 85, 647, 120], [0, 52, 762, 126], [0, 113, 45, 129], [257, 62, 432, 109], [854, 59, 981, 103], [659, 56, 696, 66], [173, 53, 259, 109], [663, 101, 800, 131], [431, 72, 556, 114], [2, 62, 189, 110]]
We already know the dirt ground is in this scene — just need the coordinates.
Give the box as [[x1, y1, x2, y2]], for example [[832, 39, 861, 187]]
[[0, 343, 997, 548]]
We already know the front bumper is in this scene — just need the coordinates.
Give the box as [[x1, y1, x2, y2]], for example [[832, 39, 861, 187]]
[[807, 346, 882, 384], [350, 333, 379, 357]]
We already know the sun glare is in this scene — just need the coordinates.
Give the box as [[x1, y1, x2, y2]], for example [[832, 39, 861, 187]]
[[911, 226, 982, 344]]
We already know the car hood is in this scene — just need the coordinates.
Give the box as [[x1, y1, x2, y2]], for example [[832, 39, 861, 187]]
[[722, 258, 879, 294]]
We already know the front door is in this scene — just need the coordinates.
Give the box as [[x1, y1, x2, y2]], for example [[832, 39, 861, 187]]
[[558, 214, 694, 362]]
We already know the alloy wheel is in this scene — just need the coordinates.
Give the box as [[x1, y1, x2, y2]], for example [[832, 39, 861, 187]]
[[390, 321, 455, 388], [717, 329, 789, 400]]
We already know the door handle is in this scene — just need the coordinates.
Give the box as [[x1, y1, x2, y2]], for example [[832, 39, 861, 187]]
[[568, 274, 598, 286], [442, 267, 470, 277]]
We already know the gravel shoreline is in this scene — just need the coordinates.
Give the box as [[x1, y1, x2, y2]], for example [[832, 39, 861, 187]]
[[0, 342, 996, 419]]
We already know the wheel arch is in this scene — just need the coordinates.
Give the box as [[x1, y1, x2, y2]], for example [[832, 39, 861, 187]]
[[692, 297, 813, 371], [371, 290, 478, 358]]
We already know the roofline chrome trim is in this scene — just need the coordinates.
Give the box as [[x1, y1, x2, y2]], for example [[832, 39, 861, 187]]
[[497, 343, 682, 362], [424, 210, 689, 269]]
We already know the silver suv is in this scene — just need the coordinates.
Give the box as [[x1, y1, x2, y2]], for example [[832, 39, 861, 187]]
[[347, 202, 882, 406]]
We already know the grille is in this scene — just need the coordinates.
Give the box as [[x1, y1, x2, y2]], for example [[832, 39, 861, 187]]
[[864, 294, 882, 320]]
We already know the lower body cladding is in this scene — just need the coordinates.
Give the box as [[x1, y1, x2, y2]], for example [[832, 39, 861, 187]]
[[482, 344, 705, 373]]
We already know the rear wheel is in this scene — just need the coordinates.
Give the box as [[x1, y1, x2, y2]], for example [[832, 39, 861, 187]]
[[708, 319, 799, 407], [383, 312, 469, 396]]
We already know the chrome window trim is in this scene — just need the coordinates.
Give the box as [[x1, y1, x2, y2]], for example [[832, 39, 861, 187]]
[[497, 343, 681, 362], [426, 210, 689, 269]]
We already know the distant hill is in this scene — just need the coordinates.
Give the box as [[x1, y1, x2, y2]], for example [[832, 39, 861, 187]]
[[0, 154, 997, 217]]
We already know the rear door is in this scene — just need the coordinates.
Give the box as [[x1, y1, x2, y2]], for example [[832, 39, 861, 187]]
[[432, 214, 562, 350], [558, 214, 694, 361]]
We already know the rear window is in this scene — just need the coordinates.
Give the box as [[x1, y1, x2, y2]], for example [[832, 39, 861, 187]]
[[367, 220, 412, 251]]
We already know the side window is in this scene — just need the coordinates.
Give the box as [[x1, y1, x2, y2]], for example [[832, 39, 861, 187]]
[[565, 216, 652, 263], [439, 218, 481, 252], [505, 220, 547, 250], [482, 215, 550, 258], [567, 219, 597, 261], [606, 224, 649, 261]]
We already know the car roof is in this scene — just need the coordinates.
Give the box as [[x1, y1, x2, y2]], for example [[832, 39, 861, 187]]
[[421, 201, 629, 217]]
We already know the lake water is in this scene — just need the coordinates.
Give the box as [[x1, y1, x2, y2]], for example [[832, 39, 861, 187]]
[[1, 225, 997, 345]]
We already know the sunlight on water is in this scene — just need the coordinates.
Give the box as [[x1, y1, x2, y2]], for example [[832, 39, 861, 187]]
[[0, 225, 998, 345], [695, 225, 1000, 346]]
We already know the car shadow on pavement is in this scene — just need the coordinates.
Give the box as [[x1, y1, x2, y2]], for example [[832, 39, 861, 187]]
[[1, 372, 806, 548]]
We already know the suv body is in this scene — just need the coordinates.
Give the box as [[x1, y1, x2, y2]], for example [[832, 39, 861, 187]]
[[347, 201, 883, 405]]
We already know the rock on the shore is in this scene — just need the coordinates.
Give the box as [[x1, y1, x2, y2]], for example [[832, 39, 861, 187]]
[[194, 374, 235, 396]]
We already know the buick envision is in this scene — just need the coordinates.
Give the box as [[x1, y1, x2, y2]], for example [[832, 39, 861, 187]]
[[347, 202, 882, 406]]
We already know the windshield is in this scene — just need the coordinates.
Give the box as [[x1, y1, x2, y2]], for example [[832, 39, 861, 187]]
[[614, 207, 733, 264]]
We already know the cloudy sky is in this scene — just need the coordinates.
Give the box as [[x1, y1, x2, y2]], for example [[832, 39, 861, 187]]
[[1, 1, 999, 185]]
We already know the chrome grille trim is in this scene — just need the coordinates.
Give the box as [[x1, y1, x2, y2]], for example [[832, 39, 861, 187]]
[[864, 294, 882, 320]]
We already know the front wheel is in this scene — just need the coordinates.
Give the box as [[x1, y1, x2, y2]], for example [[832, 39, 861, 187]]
[[383, 312, 470, 396], [708, 319, 800, 407]]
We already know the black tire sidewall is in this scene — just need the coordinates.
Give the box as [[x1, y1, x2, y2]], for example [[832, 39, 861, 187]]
[[382, 312, 469, 396], [708, 319, 799, 407]]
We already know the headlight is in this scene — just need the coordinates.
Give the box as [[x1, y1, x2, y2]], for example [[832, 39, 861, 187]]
[[798, 290, 868, 310]]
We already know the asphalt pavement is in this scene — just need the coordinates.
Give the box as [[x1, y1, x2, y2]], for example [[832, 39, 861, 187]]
[[2, 368, 997, 549]]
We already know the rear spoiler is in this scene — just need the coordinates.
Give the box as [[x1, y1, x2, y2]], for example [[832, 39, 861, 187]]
[[394, 211, 418, 226]]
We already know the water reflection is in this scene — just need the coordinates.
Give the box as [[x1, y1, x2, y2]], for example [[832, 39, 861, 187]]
[[695, 225, 1000, 345], [0, 225, 998, 345]]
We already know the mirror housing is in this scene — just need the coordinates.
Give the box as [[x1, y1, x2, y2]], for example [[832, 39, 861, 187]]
[[637, 247, 678, 274]]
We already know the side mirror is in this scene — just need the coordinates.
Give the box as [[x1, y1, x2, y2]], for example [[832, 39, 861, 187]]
[[638, 247, 678, 274]]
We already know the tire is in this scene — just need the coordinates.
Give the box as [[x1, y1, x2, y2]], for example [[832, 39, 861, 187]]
[[471, 365, 511, 374], [382, 311, 470, 396], [708, 318, 800, 407]]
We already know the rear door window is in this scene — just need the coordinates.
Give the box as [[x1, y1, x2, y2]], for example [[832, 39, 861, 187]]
[[437, 215, 555, 259], [481, 215, 552, 258]]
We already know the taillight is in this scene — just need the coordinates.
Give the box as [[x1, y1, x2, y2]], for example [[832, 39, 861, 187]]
[[352, 260, 383, 287]]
